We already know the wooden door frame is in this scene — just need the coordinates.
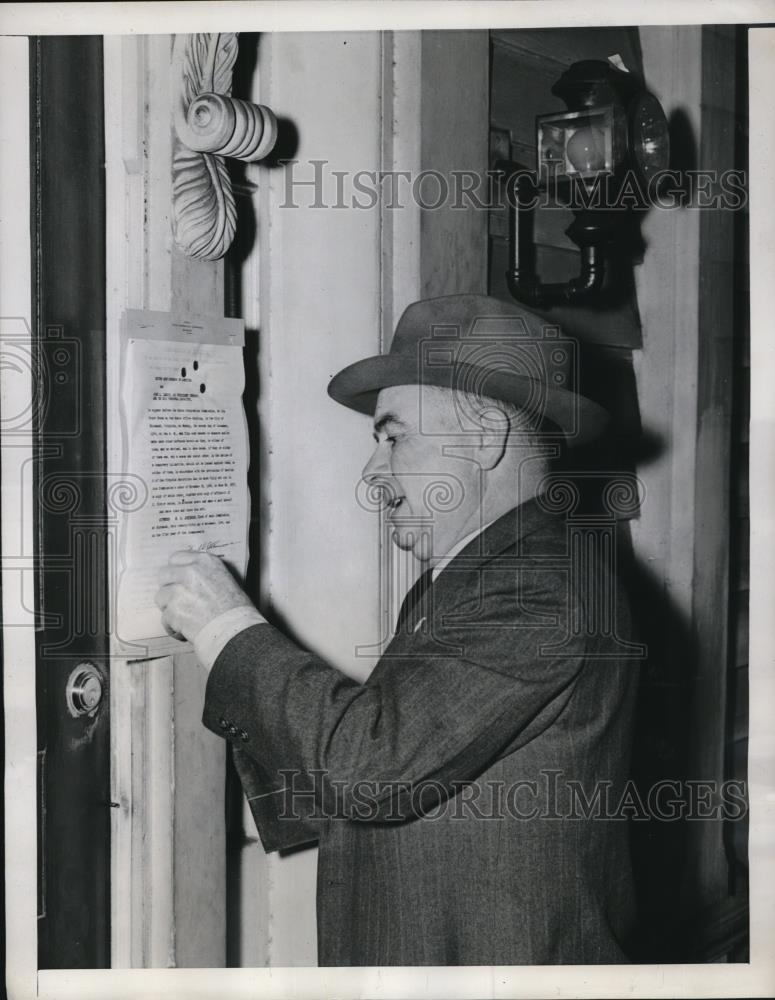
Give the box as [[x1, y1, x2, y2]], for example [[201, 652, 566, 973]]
[[104, 33, 228, 969], [104, 34, 176, 969]]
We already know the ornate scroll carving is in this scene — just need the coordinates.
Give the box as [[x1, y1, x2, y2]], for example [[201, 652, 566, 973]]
[[171, 33, 278, 261]]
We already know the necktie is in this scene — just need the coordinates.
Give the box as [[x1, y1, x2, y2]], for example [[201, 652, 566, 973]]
[[395, 569, 433, 635]]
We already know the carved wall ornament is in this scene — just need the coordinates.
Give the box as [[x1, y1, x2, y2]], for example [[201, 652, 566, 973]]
[[171, 33, 278, 261]]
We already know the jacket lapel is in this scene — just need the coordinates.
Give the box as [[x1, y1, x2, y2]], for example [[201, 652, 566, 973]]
[[382, 495, 557, 658]]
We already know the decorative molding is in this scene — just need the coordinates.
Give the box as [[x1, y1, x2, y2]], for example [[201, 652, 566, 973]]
[[171, 33, 278, 261]]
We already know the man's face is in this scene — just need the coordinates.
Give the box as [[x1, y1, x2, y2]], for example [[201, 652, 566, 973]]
[[361, 385, 483, 563]]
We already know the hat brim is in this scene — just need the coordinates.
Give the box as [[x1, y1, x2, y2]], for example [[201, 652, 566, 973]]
[[327, 354, 609, 447]]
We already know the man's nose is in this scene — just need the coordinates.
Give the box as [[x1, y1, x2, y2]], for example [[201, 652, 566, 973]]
[[361, 441, 391, 483]]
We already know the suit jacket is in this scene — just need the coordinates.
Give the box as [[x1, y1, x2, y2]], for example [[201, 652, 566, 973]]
[[202, 496, 641, 965]]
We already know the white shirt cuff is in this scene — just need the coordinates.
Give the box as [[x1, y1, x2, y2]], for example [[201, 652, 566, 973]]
[[193, 605, 267, 671]]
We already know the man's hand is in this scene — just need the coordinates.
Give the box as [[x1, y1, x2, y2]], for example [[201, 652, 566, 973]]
[[155, 551, 256, 642]]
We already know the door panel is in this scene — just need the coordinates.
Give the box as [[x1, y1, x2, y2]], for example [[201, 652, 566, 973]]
[[31, 35, 110, 969]]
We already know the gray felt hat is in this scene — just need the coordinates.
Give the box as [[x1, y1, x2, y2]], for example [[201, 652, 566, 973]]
[[327, 293, 609, 446]]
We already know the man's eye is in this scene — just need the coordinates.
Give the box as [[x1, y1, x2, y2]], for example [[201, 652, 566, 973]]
[[386, 436, 396, 445]]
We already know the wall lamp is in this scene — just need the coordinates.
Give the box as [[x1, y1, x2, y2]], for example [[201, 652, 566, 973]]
[[500, 59, 670, 308]]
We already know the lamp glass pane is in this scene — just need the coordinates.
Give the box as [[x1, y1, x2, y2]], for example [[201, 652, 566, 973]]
[[537, 107, 614, 182]]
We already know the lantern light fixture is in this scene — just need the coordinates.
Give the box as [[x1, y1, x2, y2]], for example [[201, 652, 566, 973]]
[[503, 59, 670, 308]]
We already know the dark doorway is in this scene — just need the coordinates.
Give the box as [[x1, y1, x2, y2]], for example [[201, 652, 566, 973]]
[[31, 36, 111, 969]]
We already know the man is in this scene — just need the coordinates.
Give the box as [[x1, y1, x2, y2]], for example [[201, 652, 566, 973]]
[[156, 294, 640, 966]]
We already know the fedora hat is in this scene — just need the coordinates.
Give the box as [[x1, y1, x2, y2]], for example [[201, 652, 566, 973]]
[[327, 294, 608, 446]]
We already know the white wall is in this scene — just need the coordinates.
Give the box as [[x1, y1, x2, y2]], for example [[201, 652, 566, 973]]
[[258, 31, 386, 681]]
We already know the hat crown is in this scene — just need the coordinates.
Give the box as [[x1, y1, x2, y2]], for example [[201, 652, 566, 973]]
[[391, 294, 548, 354], [389, 294, 573, 396]]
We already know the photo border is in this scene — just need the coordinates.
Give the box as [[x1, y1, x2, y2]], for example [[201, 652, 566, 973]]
[[2, 3, 773, 999]]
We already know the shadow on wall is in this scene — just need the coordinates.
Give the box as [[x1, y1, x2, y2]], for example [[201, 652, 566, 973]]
[[563, 342, 736, 964], [621, 528, 695, 963]]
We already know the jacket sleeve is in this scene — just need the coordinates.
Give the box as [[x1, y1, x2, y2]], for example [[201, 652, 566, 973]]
[[202, 563, 609, 828], [228, 745, 324, 853]]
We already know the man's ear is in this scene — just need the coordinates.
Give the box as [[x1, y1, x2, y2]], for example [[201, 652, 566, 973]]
[[476, 407, 510, 470]]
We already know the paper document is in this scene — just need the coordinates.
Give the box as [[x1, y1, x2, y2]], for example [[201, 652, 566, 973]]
[[116, 331, 249, 644]]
